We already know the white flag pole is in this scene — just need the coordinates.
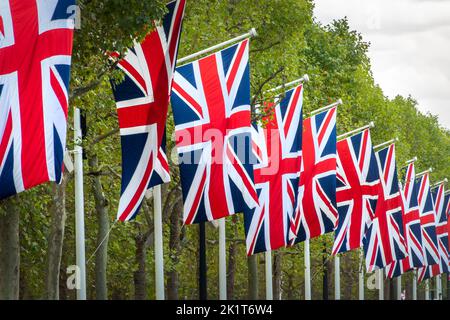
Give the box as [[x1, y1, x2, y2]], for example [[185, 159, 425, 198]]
[[218, 218, 227, 300], [337, 122, 375, 141], [177, 28, 257, 65], [396, 276, 402, 300], [334, 255, 340, 300], [378, 269, 384, 300], [436, 275, 442, 300], [153, 185, 165, 300], [265, 251, 273, 300], [412, 270, 417, 300], [359, 249, 364, 300], [74, 107, 87, 300], [425, 279, 430, 300], [305, 240, 311, 300]]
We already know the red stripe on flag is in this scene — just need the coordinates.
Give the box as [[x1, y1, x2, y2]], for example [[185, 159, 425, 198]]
[[226, 40, 248, 93], [0, 111, 12, 167]]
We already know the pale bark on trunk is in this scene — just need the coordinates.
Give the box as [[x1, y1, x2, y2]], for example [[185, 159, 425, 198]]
[[134, 232, 148, 300], [0, 197, 20, 300], [45, 177, 68, 300], [88, 155, 109, 300], [247, 255, 258, 299], [167, 199, 182, 300], [273, 251, 282, 300]]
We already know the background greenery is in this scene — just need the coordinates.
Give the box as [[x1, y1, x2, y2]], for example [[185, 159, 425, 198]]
[[0, 0, 448, 300]]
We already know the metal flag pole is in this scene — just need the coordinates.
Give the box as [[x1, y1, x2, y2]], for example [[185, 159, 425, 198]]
[[310, 99, 343, 117], [177, 28, 257, 65], [337, 122, 375, 141], [416, 168, 433, 177], [378, 269, 384, 300], [359, 249, 364, 300], [373, 137, 399, 150], [396, 276, 402, 300], [218, 218, 227, 300], [305, 240, 311, 300], [425, 279, 430, 300], [265, 251, 273, 300], [153, 185, 165, 300], [266, 74, 310, 93], [334, 254, 341, 300], [74, 107, 87, 300], [412, 270, 418, 300], [431, 178, 448, 189], [436, 275, 442, 300]]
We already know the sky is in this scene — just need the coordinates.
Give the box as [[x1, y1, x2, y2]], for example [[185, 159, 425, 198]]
[[313, 0, 450, 129]]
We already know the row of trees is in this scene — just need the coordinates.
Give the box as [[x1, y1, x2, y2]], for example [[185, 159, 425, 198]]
[[0, 0, 448, 300]]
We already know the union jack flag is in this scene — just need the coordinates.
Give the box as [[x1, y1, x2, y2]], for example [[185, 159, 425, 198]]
[[244, 85, 303, 255], [332, 129, 379, 254], [111, 0, 185, 221], [289, 107, 337, 244], [364, 144, 407, 272], [0, 0, 75, 199], [171, 40, 258, 224], [417, 173, 439, 271], [386, 162, 425, 278], [418, 184, 449, 281], [446, 192, 450, 261]]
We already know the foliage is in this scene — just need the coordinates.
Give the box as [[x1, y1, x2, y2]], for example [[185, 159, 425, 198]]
[[1, 0, 448, 300]]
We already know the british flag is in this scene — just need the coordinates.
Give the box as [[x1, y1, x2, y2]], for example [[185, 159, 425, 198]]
[[418, 183, 449, 281], [386, 162, 425, 278], [332, 129, 379, 255], [446, 192, 450, 262], [364, 144, 407, 272], [289, 107, 337, 244], [416, 173, 440, 273], [171, 40, 258, 224], [111, 0, 185, 221], [244, 85, 303, 255], [0, 0, 75, 199]]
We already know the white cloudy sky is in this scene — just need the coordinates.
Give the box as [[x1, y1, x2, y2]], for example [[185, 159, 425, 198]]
[[313, 0, 450, 129]]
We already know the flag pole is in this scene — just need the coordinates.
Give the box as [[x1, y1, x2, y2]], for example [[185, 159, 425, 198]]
[[153, 185, 165, 300], [177, 28, 257, 65], [74, 107, 87, 300], [431, 178, 448, 189], [378, 269, 384, 300], [334, 254, 340, 300], [359, 249, 364, 300], [416, 168, 433, 177], [412, 270, 418, 300], [425, 279, 430, 300], [436, 275, 442, 300], [266, 74, 310, 93], [310, 99, 343, 117], [265, 251, 273, 300], [396, 276, 402, 300], [305, 240, 311, 300], [218, 218, 227, 300], [337, 122, 375, 141], [373, 137, 399, 150]]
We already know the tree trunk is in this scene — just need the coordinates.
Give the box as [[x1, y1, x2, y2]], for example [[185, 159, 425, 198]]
[[167, 199, 182, 300], [226, 215, 238, 300], [273, 251, 282, 300], [45, 177, 68, 300], [0, 197, 20, 300], [322, 243, 329, 300], [89, 155, 109, 300], [247, 255, 258, 299], [134, 232, 148, 300]]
